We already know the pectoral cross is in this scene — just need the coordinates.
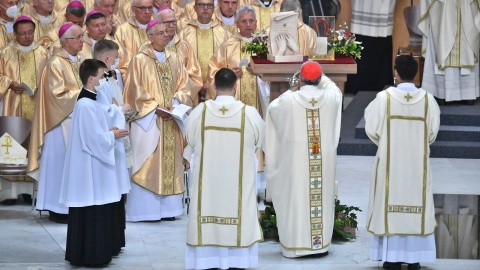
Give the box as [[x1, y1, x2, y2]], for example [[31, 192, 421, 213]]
[[311, 207, 321, 217], [309, 98, 318, 107], [219, 105, 228, 115], [404, 92, 413, 102], [2, 135, 12, 154], [162, 73, 168, 82]]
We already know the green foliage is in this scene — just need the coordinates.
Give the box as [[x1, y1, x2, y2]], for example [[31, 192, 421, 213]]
[[260, 205, 277, 238], [329, 22, 364, 59], [333, 199, 362, 240], [241, 30, 269, 57]]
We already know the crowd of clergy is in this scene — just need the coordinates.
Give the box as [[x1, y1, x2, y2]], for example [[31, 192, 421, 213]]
[[0, 0, 440, 270]]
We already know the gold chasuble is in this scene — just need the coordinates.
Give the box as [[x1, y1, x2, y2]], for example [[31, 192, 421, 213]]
[[213, 7, 237, 35], [124, 44, 192, 195], [179, 20, 231, 83], [208, 34, 260, 110], [0, 41, 50, 121], [24, 10, 64, 41], [185, 100, 265, 248], [114, 17, 149, 55], [365, 87, 440, 236], [0, 24, 15, 48], [166, 35, 203, 106], [297, 22, 317, 56], [242, 0, 282, 30], [265, 82, 342, 254], [27, 48, 84, 173]]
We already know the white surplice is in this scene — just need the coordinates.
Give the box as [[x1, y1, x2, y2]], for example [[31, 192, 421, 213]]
[[184, 96, 264, 269], [365, 83, 440, 263], [265, 76, 342, 257], [59, 95, 121, 207]]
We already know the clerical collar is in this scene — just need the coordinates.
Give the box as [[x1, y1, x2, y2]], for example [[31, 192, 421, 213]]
[[62, 48, 78, 62], [16, 41, 34, 52], [215, 95, 236, 104], [135, 19, 147, 29], [2, 19, 14, 33], [197, 20, 211, 29], [241, 36, 253, 42], [38, 13, 52, 24], [396, 82, 417, 92], [258, 0, 272, 8], [167, 38, 174, 46], [84, 87, 97, 94], [222, 14, 234, 25], [153, 49, 166, 62]]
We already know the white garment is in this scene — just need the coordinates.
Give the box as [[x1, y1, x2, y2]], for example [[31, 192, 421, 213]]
[[125, 111, 183, 221], [265, 79, 342, 256], [59, 97, 121, 207], [371, 235, 436, 263], [30, 125, 69, 214], [350, 0, 395, 37], [184, 96, 264, 268], [422, 27, 480, 101]]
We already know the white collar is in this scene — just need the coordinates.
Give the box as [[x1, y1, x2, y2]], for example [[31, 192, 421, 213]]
[[257, 0, 272, 8], [38, 13, 52, 24], [62, 48, 78, 62], [241, 36, 253, 42], [83, 87, 97, 94], [136, 19, 148, 29], [396, 82, 417, 92], [221, 14, 235, 25], [153, 49, 166, 62], [197, 20, 212, 29], [17, 41, 34, 52], [214, 95, 236, 103]]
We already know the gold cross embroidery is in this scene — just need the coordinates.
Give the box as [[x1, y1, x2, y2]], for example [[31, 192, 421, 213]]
[[219, 105, 228, 115], [2, 135, 12, 154], [404, 92, 413, 102], [309, 98, 318, 107]]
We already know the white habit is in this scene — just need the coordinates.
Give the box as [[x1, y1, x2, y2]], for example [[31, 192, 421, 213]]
[[265, 76, 342, 257], [364, 83, 440, 263], [184, 96, 265, 269]]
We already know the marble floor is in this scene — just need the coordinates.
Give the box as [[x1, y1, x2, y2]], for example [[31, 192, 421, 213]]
[[0, 156, 479, 270]]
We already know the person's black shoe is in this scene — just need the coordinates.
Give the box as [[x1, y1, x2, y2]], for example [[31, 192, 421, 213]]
[[1, 199, 17, 205], [383, 261, 402, 270], [161, 217, 176, 221], [48, 211, 69, 224], [408, 263, 421, 270], [461, 100, 475, 105]]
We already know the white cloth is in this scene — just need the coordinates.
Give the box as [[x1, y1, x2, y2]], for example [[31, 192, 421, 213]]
[[125, 111, 183, 221], [184, 96, 264, 268], [421, 27, 480, 101], [30, 124, 69, 214], [371, 235, 436, 263], [265, 78, 342, 256], [350, 0, 395, 37], [59, 97, 121, 207]]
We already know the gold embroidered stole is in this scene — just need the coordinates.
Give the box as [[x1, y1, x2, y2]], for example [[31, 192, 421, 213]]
[[155, 60, 176, 195], [197, 104, 246, 246], [69, 60, 82, 87], [196, 28, 214, 82], [306, 108, 323, 249], [38, 22, 54, 38], [18, 50, 37, 121], [223, 24, 237, 35], [258, 5, 275, 29], [166, 44, 177, 53], [239, 40, 258, 109], [137, 27, 147, 46], [446, 0, 461, 68], [3, 31, 14, 44]]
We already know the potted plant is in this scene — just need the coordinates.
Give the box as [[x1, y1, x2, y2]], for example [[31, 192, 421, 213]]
[[333, 199, 362, 240], [260, 205, 278, 239]]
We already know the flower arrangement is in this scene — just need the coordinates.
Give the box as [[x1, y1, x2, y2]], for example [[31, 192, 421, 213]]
[[329, 22, 363, 59], [333, 199, 362, 240], [241, 30, 269, 58]]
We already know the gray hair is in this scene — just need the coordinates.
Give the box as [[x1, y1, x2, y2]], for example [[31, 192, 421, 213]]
[[280, 0, 301, 12], [235, 5, 256, 21], [59, 27, 75, 43]]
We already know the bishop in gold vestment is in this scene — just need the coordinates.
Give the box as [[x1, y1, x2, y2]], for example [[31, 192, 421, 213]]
[[114, 0, 154, 55], [0, 16, 49, 203], [213, 0, 239, 34], [241, 0, 282, 30], [20, 3, 64, 41], [123, 21, 192, 222], [27, 23, 85, 221]]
